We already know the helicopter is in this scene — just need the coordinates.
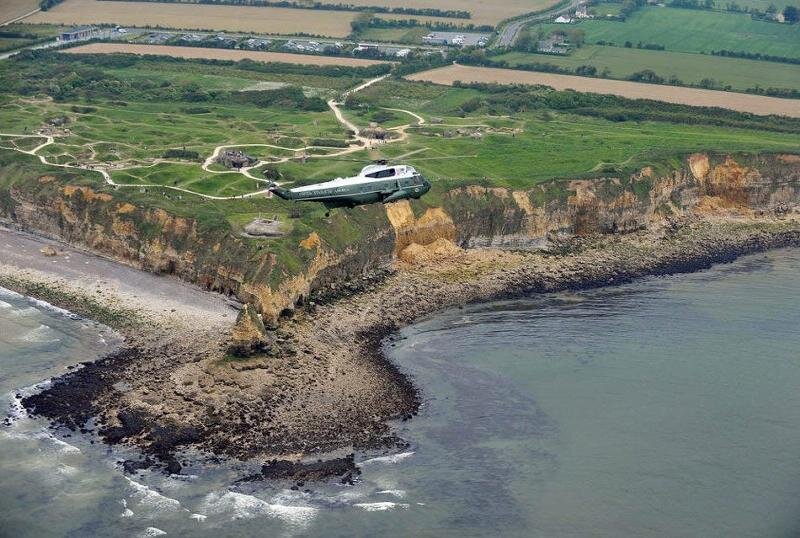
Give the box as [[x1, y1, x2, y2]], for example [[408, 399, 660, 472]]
[[269, 161, 432, 211]]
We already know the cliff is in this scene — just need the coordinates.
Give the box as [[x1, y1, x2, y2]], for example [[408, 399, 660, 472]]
[[1, 152, 799, 328]]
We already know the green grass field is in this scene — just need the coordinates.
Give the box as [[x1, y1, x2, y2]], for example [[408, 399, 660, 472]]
[[0, 24, 64, 53], [355, 26, 430, 44], [110, 59, 361, 93], [0, 38, 31, 53], [728, 0, 795, 11], [272, 110, 800, 189], [540, 7, 800, 58], [590, 3, 624, 17], [494, 47, 800, 91]]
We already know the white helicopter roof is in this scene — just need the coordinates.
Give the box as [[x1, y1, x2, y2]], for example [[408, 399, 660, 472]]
[[359, 164, 387, 176]]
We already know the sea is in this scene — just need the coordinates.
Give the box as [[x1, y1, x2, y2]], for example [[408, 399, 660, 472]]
[[2, 248, 800, 537]]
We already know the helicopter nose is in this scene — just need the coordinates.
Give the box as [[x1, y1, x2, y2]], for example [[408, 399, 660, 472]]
[[421, 176, 432, 194]]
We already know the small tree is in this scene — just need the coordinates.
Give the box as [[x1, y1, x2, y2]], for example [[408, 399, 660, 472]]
[[566, 29, 586, 47]]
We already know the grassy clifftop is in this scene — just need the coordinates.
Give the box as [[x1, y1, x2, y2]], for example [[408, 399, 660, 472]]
[[1, 52, 798, 324]]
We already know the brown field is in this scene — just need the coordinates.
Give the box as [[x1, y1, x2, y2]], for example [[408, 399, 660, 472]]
[[0, 0, 40, 25], [29, 0, 356, 37], [327, 0, 558, 26], [62, 42, 391, 66], [408, 64, 800, 118]]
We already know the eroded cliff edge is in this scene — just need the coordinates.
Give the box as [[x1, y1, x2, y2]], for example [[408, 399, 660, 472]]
[[4, 153, 798, 326], [2, 152, 800, 476]]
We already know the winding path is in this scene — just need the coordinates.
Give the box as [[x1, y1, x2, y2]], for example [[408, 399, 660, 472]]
[[0, 74, 426, 200]]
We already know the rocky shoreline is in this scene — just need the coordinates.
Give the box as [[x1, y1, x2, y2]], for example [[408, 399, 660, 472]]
[[5, 216, 800, 481]]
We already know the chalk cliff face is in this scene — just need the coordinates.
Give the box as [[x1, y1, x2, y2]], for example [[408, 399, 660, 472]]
[[2, 154, 799, 326]]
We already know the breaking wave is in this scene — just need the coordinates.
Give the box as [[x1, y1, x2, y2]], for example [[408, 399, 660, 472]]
[[353, 502, 410, 511], [200, 491, 318, 527], [22, 324, 60, 343], [125, 477, 183, 516], [360, 451, 415, 465]]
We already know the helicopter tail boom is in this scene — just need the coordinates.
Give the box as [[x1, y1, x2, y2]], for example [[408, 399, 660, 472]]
[[269, 184, 294, 200]]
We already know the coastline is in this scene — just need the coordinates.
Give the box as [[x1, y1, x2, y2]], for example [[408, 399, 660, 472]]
[[3, 215, 800, 480]]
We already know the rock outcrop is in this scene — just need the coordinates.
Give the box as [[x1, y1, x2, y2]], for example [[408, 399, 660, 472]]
[[228, 304, 271, 357]]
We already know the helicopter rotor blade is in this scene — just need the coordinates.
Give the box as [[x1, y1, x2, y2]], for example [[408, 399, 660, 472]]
[[408, 154, 478, 162], [289, 156, 364, 163], [391, 147, 429, 160]]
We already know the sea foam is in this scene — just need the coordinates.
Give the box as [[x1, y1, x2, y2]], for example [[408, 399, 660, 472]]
[[126, 477, 182, 515], [22, 324, 60, 343], [360, 451, 415, 465], [353, 502, 410, 511], [138, 528, 167, 537], [200, 491, 318, 527]]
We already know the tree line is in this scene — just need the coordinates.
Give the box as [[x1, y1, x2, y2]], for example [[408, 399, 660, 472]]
[[711, 49, 800, 65], [39, 0, 65, 10]]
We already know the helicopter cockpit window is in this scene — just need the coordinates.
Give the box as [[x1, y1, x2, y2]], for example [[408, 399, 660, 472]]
[[366, 168, 395, 179]]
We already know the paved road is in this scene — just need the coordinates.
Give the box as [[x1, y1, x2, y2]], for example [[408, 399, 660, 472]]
[[495, 0, 581, 47]]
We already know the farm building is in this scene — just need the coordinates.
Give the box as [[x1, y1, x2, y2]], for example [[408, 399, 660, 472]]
[[554, 15, 573, 23], [59, 26, 98, 42]]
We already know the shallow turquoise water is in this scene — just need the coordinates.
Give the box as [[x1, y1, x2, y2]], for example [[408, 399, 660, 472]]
[[2, 249, 800, 537]]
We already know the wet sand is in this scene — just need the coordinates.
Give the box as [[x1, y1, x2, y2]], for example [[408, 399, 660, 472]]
[[0, 224, 233, 329]]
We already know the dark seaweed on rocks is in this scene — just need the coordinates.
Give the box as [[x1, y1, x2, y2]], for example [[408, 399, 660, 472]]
[[21, 346, 195, 475], [240, 454, 361, 483], [21, 347, 140, 431]]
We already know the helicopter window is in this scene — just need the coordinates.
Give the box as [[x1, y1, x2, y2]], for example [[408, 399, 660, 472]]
[[366, 168, 395, 179]]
